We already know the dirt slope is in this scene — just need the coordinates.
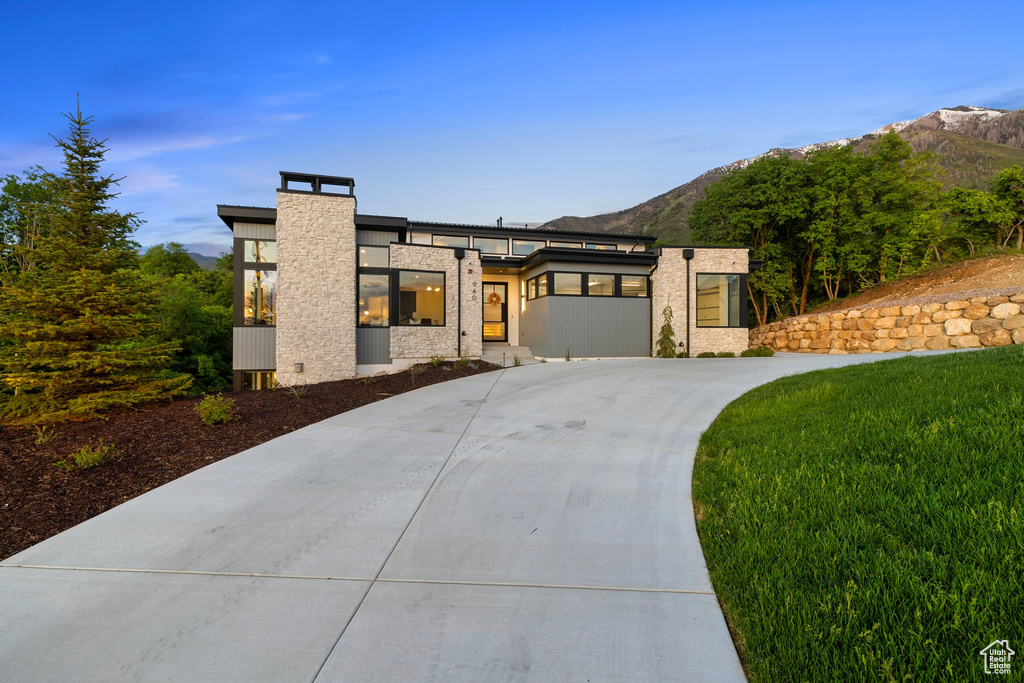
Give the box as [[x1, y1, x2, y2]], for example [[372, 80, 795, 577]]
[[810, 254, 1024, 314]]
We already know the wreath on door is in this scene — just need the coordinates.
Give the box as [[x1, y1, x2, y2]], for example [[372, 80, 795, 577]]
[[488, 292, 502, 306]]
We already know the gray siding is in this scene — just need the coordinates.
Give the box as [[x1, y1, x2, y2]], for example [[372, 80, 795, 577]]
[[548, 297, 652, 357], [519, 296, 550, 357], [356, 230, 399, 246], [233, 327, 276, 370], [545, 261, 651, 275], [356, 327, 391, 364], [234, 222, 276, 240]]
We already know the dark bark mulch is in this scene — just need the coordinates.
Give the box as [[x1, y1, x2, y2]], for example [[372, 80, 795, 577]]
[[0, 361, 501, 561]]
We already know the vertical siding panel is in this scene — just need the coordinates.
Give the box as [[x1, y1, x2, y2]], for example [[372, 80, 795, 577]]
[[356, 328, 391, 364], [233, 327, 276, 369]]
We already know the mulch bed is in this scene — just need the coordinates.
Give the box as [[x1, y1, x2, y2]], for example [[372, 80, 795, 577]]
[[0, 361, 501, 561]]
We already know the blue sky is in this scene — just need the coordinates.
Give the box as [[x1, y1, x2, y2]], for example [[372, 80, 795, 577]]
[[3, 1, 1023, 255]]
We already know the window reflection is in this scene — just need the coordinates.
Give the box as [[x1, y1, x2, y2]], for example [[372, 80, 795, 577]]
[[243, 270, 277, 325], [697, 274, 740, 327], [244, 240, 276, 263]]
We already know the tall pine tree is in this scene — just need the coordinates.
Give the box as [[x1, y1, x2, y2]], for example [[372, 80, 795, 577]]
[[0, 103, 190, 424]]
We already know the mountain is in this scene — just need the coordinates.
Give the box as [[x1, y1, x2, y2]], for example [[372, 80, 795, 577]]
[[541, 106, 1024, 244], [188, 252, 220, 270]]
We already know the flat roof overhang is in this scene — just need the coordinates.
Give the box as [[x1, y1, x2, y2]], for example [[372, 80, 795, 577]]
[[409, 221, 653, 245], [217, 204, 276, 229], [517, 246, 658, 269]]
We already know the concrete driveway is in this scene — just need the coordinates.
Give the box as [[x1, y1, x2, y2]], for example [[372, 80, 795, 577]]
[[1, 353, 922, 681]]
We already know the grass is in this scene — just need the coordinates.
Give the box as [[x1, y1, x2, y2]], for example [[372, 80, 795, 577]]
[[692, 346, 1023, 682]]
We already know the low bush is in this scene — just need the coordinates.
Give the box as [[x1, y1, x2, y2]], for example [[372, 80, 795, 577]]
[[715, 351, 736, 358], [429, 354, 446, 367], [195, 394, 235, 426], [513, 355, 522, 366], [740, 346, 775, 357], [696, 351, 717, 358], [55, 440, 117, 471]]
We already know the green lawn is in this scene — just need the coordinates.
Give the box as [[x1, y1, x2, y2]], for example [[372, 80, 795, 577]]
[[693, 347, 1023, 682]]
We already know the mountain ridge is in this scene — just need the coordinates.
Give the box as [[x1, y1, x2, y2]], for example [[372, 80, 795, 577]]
[[541, 106, 1024, 244]]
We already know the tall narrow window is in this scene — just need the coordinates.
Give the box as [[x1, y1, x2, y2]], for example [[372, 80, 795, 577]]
[[243, 270, 277, 325], [696, 274, 741, 327], [358, 274, 390, 326], [536, 273, 548, 297], [398, 271, 445, 326]]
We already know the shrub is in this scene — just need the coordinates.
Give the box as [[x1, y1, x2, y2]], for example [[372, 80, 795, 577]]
[[359, 376, 378, 385], [195, 394, 235, 426], [564, 349, 572, 362], [676, 351, 690, 358], [741, 346, 775, 357], [697, 351, 717, 358], [456, 355, 470, 368], [513, 355, 522, 366], [288, 382, 308, 398], [716, 351, 736, 358], [429, 354, 446, 367], [539, 358, 548, 363], [55, 440, 117, 471]]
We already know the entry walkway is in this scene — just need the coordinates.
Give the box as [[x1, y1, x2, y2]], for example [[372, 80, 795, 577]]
[[1, 353, 924, 681]]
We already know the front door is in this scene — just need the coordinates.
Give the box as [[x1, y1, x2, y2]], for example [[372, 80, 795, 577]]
[[482, 282, 508, 342]]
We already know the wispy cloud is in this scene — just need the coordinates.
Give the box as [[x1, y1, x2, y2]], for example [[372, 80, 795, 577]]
[[106, 135, 246, 163]]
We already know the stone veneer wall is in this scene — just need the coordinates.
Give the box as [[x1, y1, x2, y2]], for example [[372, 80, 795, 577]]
[[749, 293, 1024, 354], [275, 191, 356, 385], [389, 244, 483, 361], [651, 247, 749, 356]]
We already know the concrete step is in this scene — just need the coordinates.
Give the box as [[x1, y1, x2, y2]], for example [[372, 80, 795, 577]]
[[481, 344, 538, 366]]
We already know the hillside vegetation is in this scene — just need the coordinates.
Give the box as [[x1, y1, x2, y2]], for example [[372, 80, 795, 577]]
[[543, 106, 1024, 245]]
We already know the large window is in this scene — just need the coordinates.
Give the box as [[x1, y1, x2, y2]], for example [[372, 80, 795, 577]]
[[243, 270, 277, 325], [432, 235, 469, 248], [553, 272, 582, 295], [513, 239, 546, 256], [473, 237, 509, 255], [358, 274, 390, 326], [398, 271, 445, 326], [697, 274, 741, 327], [244, 240, 276, 263]]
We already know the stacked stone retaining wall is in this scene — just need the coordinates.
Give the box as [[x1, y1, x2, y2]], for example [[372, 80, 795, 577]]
[[749, 293, 1024, 354]]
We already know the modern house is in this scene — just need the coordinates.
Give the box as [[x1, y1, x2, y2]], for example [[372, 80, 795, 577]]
[[218, 172, 754, 390]]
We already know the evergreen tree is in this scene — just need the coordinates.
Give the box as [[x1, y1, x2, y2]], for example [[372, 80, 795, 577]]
[[0, 104, 190, 424], [656, 302, 678, 358]]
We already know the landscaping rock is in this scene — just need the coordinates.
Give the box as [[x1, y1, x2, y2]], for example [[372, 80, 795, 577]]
[[873, 316, 897, 329], [923, 324, 943, 336], [870, 338, 899, 352], [987, 296, 1010, 305], [921, 303, 943, 313], [945, 300, 970, 310], [990, 302, 1021, 319], [980, 329, 1013, 347], [932, 310, 961, 323], [926, 335, 951, 350], [1014, 329, 1024, 344], [963, 304, 991, 320], [950, 334, 982, 348], [944, 318, 973, 336], [901, 305, 921, 316], [972, 318, 1004, 335], [1012, 294, 1024, 304], [897, 336, 926, 350], [1003, 314, 1024, 330]]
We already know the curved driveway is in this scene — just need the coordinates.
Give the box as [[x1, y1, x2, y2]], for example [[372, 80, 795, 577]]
[[1, 353, 920, 681]]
